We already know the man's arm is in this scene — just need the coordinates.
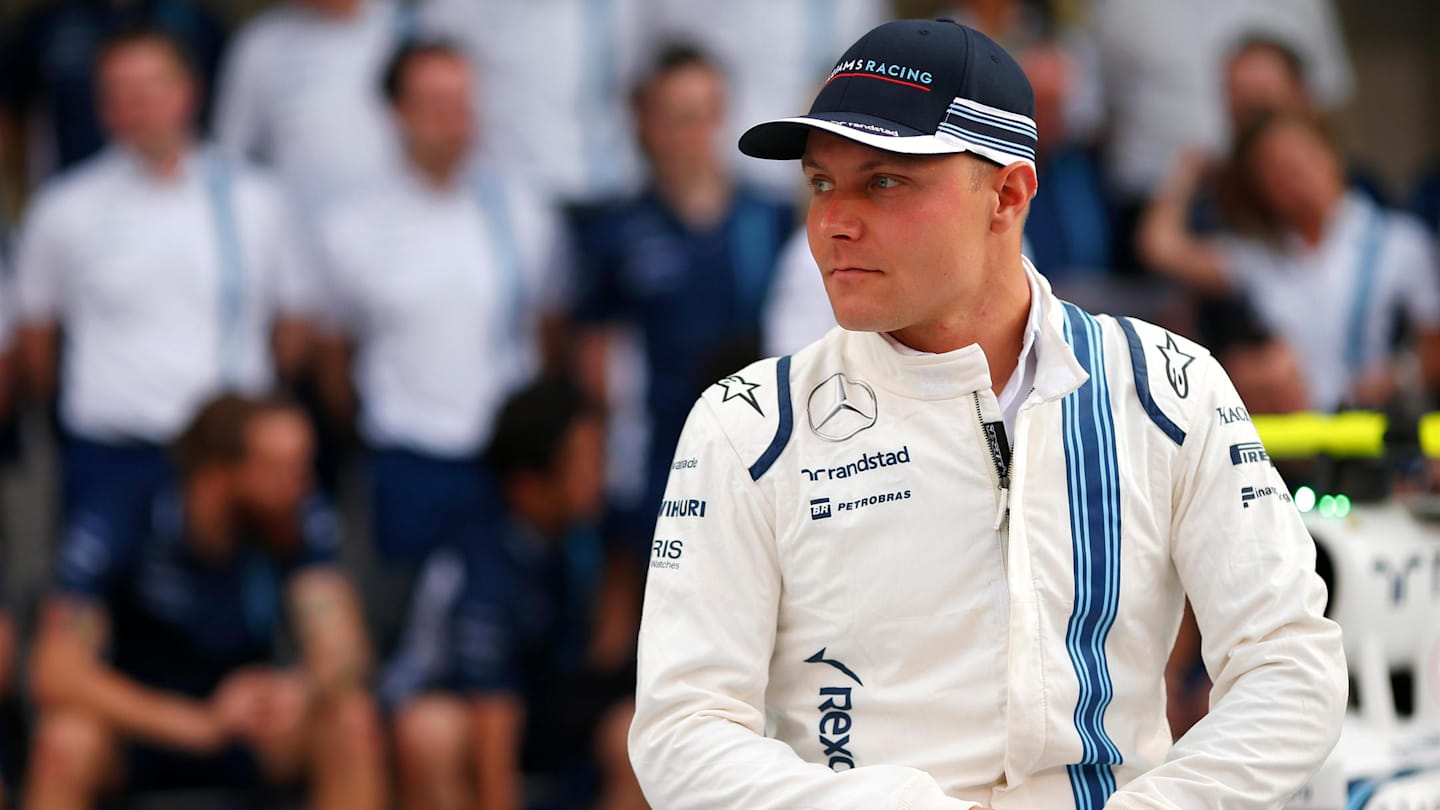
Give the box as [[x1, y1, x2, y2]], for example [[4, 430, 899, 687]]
[[1135, 153, 1233, 293], [0, 346, 13, 427], [312, 332, 356, 437], [15, 323, 56, 405], [287, 567, 371, 699], [29, 598, 225, 752], [211, 26, 268, 163], [1106, 353, 1346, 808], [468, 695, 524, 810], [629, 398, 979, 810]]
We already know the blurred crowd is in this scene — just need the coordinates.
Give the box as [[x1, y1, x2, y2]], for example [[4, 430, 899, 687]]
[[0, 0, 1435, 806]]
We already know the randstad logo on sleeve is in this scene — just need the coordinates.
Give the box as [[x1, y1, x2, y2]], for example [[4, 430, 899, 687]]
[[827, 59, 934, 89]]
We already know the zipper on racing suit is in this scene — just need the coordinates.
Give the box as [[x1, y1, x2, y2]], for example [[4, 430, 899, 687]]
[[972, 392, 1012, 536]]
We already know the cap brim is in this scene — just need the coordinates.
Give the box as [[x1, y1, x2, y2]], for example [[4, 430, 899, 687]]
[[739, 113, 1034, 168]]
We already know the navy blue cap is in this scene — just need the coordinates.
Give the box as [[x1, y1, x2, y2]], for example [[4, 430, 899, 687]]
[[739, 19, 1037, 166]]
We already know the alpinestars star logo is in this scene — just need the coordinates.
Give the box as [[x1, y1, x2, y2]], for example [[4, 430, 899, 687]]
[[717, 375, 763, 416], [1157, 333, 1196, 399], [807, 373, 878, 441]]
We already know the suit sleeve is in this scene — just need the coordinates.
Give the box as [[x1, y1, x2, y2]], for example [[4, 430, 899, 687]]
[[629, 398, 978, 810], [1105, 356, 1347, 809]]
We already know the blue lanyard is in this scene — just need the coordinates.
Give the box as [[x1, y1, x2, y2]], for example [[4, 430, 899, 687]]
[[471, 170, 526, 350], [1343, 202, 1386, 375], [203, 153, 246, 386]]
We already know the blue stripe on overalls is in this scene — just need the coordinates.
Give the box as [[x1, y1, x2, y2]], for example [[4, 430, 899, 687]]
[[204, 153, 245, 385], [1344, 203, 1386, 376], [1059, 302, 1124, 808], [472, 171, 526, 349]]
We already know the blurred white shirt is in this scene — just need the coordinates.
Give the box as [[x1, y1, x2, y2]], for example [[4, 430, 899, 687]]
[[418, 0, 650, 205], [1073, 0, 1353, 198], [215, 0, 403, 216], [655, 0, 890, 200], [763, 225, 831, 357], [14, 146, 312, 442], [316, 165, 566, 456], [1219, 194, 1440, 412]]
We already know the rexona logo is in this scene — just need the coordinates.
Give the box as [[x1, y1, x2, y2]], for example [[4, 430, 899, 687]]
[[1241, 485, 1292, 509], [650, 538, 683, 571], [802, 446, 911, 482], [805, 648, 863, 772], [659, 499, 707, 518], [1229, 442, 1269, 466]]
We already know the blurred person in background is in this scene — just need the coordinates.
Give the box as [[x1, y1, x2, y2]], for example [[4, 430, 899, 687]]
[[214, 0, 407, 217], [1164, 34, 1388, 240], [0, 261, 13, 809], [0, 0, 227, 194], [25, 393, 384, 810], [313, 41, 568, 637], [382, 379, 645, 810], [652, 0, 890, 200], [12, 27, 314, 524], [0, 255, 14, 446], [417, 0, 651, 206], [1010, 13, 1110, 282], [572, 44, 792, 556], [762, 226, 833, 357], [1138, 111, 1440, 413], [1069, 0, 1353, 274]]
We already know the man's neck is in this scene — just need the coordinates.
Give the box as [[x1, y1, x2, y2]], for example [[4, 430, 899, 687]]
[[653, 161, 731, 229], [1295, 190, 1344, 248], [129, 139, 190, 180], [184, 478, 236, 562], [889, 252, 1032, 394], [411, 155, 464, 190]]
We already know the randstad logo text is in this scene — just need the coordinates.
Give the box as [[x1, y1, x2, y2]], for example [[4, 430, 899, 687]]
[[828, 59, 934, 87]]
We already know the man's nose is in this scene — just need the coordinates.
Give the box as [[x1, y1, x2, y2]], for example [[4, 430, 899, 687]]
[[813, 192, 862, 242]]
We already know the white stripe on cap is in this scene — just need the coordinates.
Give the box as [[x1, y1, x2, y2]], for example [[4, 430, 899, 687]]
[[950, 97, 1038, 135], [946, 103, 1039, 140], [762, 116, 1038, 169]]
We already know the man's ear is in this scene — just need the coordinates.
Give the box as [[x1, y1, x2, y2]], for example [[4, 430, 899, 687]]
[[990, 162, 1038, 235]]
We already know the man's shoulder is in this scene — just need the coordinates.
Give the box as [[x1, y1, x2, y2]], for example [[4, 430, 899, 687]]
[[229, 5, 308, 54], [27, 152, 119, 217], [1085, 311, 1219, 447], [692, 330, 850, 479]]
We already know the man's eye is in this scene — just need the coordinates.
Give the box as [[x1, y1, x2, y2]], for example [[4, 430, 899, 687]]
[[808, 176, 834, 193], [873, 175, 900, 190]]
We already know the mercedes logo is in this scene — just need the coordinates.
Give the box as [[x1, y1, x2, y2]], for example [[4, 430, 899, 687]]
[[807, 373, 878, 441]]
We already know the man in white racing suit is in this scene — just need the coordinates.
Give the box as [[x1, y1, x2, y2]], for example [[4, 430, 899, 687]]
[[628, 18, 1346, 810]]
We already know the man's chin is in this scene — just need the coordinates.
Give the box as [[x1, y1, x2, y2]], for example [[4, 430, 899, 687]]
[[832, 306, 903, 335]]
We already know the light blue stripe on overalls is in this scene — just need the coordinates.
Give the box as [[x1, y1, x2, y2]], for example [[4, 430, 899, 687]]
[[581, 0, 620, 195], [1344, 202, 1386, 375], [730, 201, 778, 327], [203, 153, 246, 386], [472, 171, 526, 350], [1059, 303, 1123, 809]]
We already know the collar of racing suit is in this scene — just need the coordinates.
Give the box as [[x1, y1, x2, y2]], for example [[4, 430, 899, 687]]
[[848, 258, 1091, 403]]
